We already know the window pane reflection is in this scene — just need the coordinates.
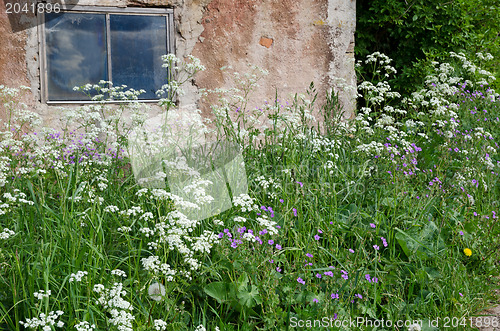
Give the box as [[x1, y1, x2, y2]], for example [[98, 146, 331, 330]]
[[110, 15, 168, 100], [45, 13, 107, 101]]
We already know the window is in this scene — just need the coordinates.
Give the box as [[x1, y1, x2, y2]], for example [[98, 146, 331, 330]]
[[39, 6, 174, 103]]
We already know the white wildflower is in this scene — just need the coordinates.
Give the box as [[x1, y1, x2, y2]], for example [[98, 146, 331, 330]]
[[154, 319, 168, 331], [111, 269, 127, 278], [74, 321, 96, 331], [117, 226, 132, 233], [69, 271, 88, 282], [0, 228, 15, 239], [20, 310, 64, 329], [104, 205, 120, 213], [33, 290, 51, 300]]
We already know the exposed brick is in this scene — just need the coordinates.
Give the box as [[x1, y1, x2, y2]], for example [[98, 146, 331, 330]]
[[259, 37, 273, 48]]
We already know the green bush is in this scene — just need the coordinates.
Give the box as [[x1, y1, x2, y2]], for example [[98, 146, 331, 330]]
[[356, 0, 500, 95]]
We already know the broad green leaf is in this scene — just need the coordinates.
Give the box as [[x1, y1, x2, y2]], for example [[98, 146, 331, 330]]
[[361, 304, 377, 318], [395, 221, 445, 260], [237, 285, 262, 308], [237, 272, 249, 292], [204, 282, 234, 304], [424, 267, 441, 280]]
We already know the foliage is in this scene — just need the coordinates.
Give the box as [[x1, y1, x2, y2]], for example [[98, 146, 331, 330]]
[[0, 52, 499, 330], [356, 0, 500, 95]]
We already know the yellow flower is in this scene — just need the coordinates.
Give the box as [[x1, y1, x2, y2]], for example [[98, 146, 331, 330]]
[[463, 248, 472, 256]]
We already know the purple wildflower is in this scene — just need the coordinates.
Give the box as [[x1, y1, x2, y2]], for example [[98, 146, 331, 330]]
[[381, 237, 388, 247]]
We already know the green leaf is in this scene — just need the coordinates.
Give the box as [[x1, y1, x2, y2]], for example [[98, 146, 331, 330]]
[[237, 285, 262, 308], [237, 272, 249, 292], [464, 221, 476, 233], [361, 304, 377, 318], [204, 282, 234, 304], [395, 221, 445, 260], [424, 267, 441, 280], [395, 229, 412, 258], [381, 197, 396, 208]]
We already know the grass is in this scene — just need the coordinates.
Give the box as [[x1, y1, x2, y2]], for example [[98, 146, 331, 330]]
[[0, 52, 499, 330]]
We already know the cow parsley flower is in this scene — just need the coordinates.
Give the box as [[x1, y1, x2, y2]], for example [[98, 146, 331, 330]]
[[33, 290, 51, 300], [74, 321, 96, 331], [154, 319, 168, 331], [69, 271, 88, 282], [20, 310, 64, 329], [111, 269, 127, 278], [0, 228, 15, 239]]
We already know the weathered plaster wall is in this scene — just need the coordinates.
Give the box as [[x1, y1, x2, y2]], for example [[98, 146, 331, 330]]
[[0, 0, 33, 123], [192, 0, 356, 120], [327, 0, 356, 119], [0, 0, 356, 127]]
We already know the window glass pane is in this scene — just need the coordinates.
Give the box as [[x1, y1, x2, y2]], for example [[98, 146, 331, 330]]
[[45, 13, 108, 101], [110, 15, 168, 100]]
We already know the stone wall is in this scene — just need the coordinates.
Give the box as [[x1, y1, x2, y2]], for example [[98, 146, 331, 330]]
[[0, 0, 356, 127]]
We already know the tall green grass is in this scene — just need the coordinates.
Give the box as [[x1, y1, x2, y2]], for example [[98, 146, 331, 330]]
[[0, 52, 498, 330]]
